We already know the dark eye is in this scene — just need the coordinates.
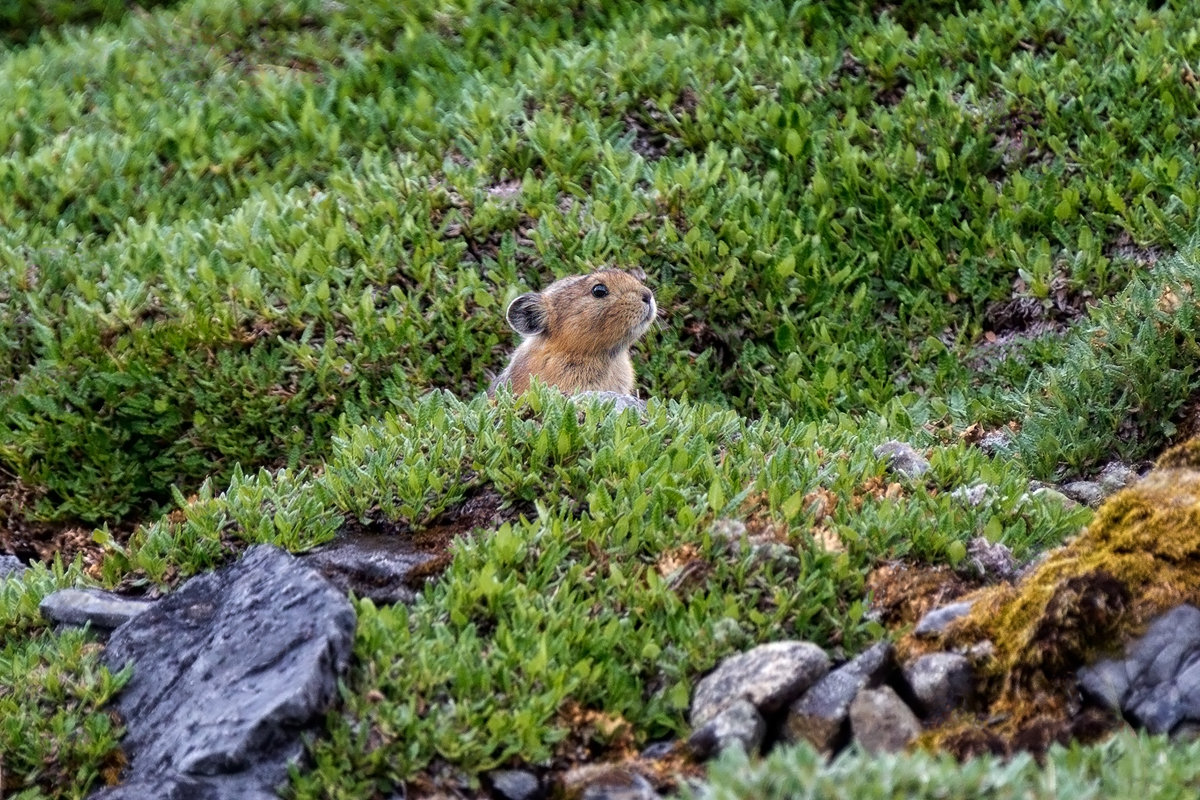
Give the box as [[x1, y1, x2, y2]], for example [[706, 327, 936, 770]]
[[591, 283, 609, 298]]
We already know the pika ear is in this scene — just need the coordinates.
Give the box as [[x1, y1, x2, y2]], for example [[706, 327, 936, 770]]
[[506, 293, 547, 336]]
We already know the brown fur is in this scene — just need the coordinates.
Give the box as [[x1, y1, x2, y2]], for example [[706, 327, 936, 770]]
[[490, 269, 656, 396]]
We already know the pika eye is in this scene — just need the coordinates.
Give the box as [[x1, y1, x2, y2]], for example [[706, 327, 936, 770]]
[[591, 283, 609, 298]]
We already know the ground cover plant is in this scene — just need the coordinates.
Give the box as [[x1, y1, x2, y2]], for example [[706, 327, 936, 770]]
[[5, 0, 1200, 796]]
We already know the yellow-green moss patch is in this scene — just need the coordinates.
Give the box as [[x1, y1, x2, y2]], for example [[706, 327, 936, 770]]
[[921, 454, 1200, 754]]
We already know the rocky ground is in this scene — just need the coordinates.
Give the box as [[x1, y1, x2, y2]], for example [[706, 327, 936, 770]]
[[30, 418, 1200, 799]]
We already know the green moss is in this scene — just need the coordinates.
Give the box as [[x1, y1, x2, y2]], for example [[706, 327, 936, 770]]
[[931, 453, 1200, 742]]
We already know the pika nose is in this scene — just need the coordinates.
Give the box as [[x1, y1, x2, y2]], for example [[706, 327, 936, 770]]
[[641, 290, 652, 305]]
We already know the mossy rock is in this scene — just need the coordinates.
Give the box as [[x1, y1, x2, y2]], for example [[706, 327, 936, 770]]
[[925, 446, 1200, 751]]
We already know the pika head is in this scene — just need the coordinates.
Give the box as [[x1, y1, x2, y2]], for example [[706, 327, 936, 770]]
[[490, 269, 657, 397]]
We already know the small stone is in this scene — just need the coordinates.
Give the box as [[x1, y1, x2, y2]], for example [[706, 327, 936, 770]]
[[966, 537, 1017, 582], [784, 641, 894, 755], [0, 554, 27, 579], [561, 765, 658, 800], [1078, 658, 1130, 711], [1060, 480, 1105, 508], [750, 542, 800, 570], [873, 441, 930, 481], [1096, 462, 1140, 495], [950, 483, 993, 507], [914, 601, 975, 637], [902, 652, 973, 718], [977, 430, 1014, 456], [638, 740, 677, 760], [40, 588, 154, 631], [687, 699, 765, 759], [490, 769, 542, 800], [690, 641, 831, 728], [571, 392, 647, 415], [848, 686, 921, 754]]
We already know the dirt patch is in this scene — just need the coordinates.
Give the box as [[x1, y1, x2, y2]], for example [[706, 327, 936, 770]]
[[0, 471, 129, 571], [867, 562, 981, 630], [968, 274, 1093, 368], [1106, 230, 1164, 271]]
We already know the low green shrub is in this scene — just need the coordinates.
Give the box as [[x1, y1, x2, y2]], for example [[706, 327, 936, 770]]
[[693, 732, 1200, 800]]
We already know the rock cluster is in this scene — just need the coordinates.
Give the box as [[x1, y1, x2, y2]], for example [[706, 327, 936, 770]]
[[1079, 604, 1200, 735], [686, 638, 973, 760]]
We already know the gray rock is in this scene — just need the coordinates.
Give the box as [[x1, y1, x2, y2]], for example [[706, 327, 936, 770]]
[[40, 588, 154, 631], [95, 545, 355, 799], [848, 686, 921, 754], [639, 740, 677, 760], [1060, 480, 1106, 508], [966, 537, 1017, 582], [687, 699, 765, 759], [709, 518, 748, 544], [1079, 658, 1130, 711], [690, 641, 830, 728], [0, 554, 27, 579], [914, 601, 975, 637], [561, 765, 658, 800], [749, 542, 800, 571], [490, 769, 542, 800], [1078, 604, 1200, 735], [1097, 462, 1140, 495], [571, 391, 647, 415], [873, 441, 930, 481], [0, 554, 26, 578], [902, 652, 973, 718], [784, 641, 894, 755], [91, 774, 281, 800], [301, 532, 444, 605]]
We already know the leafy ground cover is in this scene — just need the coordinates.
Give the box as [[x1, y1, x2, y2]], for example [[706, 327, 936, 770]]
[[4, 0, 1200, 796]]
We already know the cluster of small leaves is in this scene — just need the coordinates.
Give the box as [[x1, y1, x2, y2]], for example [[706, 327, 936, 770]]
[[0, 564, 130, 799], [4, 0, 1200, 521], [0, 0, 182, 46], [693, 732, 1200, 800], [1016, 237, 1200, 477]]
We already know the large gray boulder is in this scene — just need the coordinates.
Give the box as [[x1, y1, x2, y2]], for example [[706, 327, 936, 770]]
[[93, 545, 356, 799]]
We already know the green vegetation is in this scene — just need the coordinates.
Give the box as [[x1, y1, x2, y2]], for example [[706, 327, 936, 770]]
[[0, 565, 130, 798], [4, 0, 1200, 522], [695, 731, 1200, 800], [4, 0, 1200, 796]]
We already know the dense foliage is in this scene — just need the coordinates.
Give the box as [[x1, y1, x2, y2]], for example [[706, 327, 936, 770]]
[[4, 0, 1200, 797]]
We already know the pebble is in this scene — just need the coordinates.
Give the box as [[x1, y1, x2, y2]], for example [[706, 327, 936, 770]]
[[873, 441, 930, 481]]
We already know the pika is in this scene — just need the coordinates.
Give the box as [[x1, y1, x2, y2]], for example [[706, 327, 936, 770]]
[[490, 269, 657, 397]]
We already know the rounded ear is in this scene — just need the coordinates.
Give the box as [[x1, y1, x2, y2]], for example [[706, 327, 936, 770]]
[[506, 293, 547, 336]]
